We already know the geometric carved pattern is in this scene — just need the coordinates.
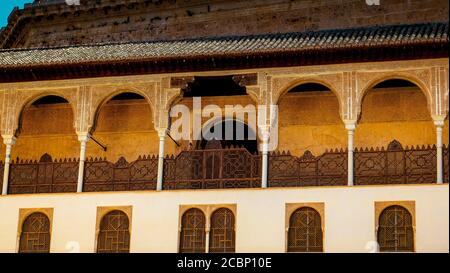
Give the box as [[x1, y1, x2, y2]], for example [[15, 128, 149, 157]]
[[164, 148, 261, 190], [19, 212, 51, 253], [287, 207, 323, 252], [209, 208, 235, 253], [355, 140, 437, 185], [179, 208, 206, 253], [9, 154, 78, 194], [269, 150, 347, 187], [377, 205, 414, 252], [84, 156, 158, 192], [97, 210, 130, 253]]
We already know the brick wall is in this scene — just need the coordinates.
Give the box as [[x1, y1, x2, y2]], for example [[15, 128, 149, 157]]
[[3, 0, 449, 48]]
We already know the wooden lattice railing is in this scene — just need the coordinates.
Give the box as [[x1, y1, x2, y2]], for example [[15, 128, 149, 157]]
[[8, 153, 78, 194], [3, 140, 448, 194], [163, 147, 261, 189], [268, 149, 348, 187], [83, 156, 158, 192]]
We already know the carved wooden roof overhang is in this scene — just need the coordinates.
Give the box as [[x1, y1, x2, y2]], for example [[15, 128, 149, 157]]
[[0, 22, 448, 83]]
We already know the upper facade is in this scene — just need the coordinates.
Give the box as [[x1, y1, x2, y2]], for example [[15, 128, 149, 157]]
[[1, 0, 448, 49]]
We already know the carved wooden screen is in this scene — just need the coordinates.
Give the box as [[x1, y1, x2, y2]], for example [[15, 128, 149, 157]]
[[164, 148, 261, 190], [377, 205, 414, 252], [179, 208, 206, 253], [97, 210, 130, 253], [84, 156, 157, 192], [269, 150, 347, 187], [287, 207, 323, 252], [209, 208, 235, 253], [444, 145, 449, 183], [9, 154, 78, 194], [19, 212, 51, 253], [355, 140, 436, 185]]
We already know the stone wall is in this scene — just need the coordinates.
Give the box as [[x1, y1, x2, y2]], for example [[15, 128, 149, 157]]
[[5, 0, 449, 48]]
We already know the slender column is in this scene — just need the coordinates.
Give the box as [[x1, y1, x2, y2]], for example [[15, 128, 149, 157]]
[[260, 126, 270, 188], [76, 133, 90, 193], [345, 122, 356, 186], [156, 128, 167, 191], [434, 119, 445, 184], [1, 136, 16, 196], [205, 226, 210, 253]]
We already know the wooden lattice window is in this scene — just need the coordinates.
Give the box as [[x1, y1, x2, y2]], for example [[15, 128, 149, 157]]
[[287, 207, 323, 252], [19, 212, 51, 253], [209, 208, 235, 253], [377, 205, 414, 252], [97, 210, 130, 253], [179, 208, 206, 253]]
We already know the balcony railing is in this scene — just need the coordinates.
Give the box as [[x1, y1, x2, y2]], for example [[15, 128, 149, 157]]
[[8, 153, 78, 194], [83, 156, 158, 192], [163, 147, 261, 190], [3, 140, 448, 194]]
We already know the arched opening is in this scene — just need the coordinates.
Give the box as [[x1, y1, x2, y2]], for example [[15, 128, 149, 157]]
[[278, 82, 345, 156], [209, 208, 235, 253], [197, 119, 257, 154], [19, 212, 51, 253], [15, 95, 77, 160], [377, 205, 414, 252], [357, 78, 434, 148], [97, 210, 130, 253], [179, 208, 206, 253], [91, 92, 159, 161], [287, 207, 323, 252]]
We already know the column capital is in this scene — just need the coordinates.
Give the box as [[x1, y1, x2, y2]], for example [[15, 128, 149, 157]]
[[77, 132, 91, 142], [432, 115, 446, 127], [344, 120, 357, 131], [155, 127, 168, 138], [2, 135, 17, 146]]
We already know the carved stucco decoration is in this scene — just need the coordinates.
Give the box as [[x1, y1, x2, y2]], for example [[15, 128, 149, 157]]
[[88, 79, 182, 133], [1, 87, 78, 137], [271, 73, 349, 122], [355, 69, 437, 120]]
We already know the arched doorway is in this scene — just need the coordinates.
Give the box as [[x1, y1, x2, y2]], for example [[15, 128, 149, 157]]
[[197, 119, 257, 154]]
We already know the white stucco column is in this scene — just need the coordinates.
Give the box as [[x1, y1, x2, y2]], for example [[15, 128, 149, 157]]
[[205, 226, 210, 253], [156, 128, 167, 191], [1, 136, 16, 196], [345, 121, 356, 186], [434, 118, 445, 184], [260, 126, 270, 188], [76, 133, 90, 193]]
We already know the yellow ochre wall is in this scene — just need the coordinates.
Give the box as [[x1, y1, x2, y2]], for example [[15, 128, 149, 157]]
[[2, 86, 449, 161], [0, 185, 447, 253]]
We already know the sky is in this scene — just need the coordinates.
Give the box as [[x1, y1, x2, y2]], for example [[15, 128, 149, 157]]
[[0, 0, 33, 28]]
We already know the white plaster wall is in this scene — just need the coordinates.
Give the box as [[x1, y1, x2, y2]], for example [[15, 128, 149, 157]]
[[0, 184, 448, 253]]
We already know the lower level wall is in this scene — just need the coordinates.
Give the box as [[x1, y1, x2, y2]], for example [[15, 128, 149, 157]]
[[0, 185, 448, 253]]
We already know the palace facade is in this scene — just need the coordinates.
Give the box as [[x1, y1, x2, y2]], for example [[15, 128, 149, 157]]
[[0, 0, 448, 253]]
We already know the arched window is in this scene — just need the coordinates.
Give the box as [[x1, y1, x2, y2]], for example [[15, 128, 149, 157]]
[[209, 208, 235, 253], [19, 212, 51, 253], [97, 210, 130, 253], [287, 207, 323, 252], [180, 208, 206, 253], [377, 205, 414, 252]]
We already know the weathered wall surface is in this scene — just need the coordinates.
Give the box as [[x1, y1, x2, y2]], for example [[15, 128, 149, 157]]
[[4, 86, 447, 162], [5, 0, 449, 48], [0, 184, 447, 253]]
